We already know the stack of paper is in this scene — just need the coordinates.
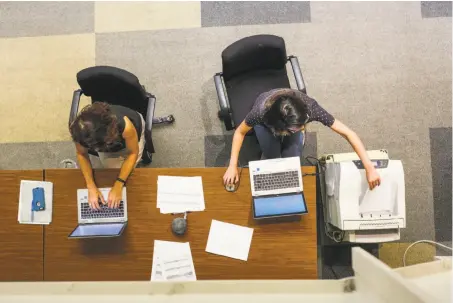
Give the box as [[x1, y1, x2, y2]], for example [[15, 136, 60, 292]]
[[18, 180, 53, 224], [157, 176, 205, 214], [151, 240, 197, 282], [206, 220, 254, 261]]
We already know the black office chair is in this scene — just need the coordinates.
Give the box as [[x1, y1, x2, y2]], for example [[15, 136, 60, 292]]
[[69, 66, 174, 165], [214, 34, 307, 132]]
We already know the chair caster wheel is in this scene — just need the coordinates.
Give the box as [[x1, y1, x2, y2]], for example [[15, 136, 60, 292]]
[[153, 115, 175, 125]]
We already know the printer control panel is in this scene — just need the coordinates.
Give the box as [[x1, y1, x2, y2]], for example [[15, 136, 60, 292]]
[[353, 159, 389, 169]]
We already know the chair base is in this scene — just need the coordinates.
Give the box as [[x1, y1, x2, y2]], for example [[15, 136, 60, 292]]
[[152, 115, 175, 125], [141, 150, 153, 165]]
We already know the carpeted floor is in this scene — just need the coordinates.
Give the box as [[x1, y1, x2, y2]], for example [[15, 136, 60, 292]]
[[0, 1, 451, 275]]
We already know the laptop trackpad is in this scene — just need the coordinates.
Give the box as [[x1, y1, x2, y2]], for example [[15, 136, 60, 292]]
[[253, 194, 307, 218]]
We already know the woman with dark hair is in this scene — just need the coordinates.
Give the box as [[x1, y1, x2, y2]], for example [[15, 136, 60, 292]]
[[223, 89, 381, 190], [69, 102, 145, 210]]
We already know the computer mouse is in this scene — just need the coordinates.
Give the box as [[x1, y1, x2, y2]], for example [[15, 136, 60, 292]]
[[225, 183, 237, 192], [172, 217, 187, 236]]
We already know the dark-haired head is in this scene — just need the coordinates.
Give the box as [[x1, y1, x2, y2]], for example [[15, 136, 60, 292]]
[[263, 92, 309, 136], [69, 102, 120, 152]]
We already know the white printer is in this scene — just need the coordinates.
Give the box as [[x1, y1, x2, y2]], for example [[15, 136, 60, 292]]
[[319, 149, 406, 243]]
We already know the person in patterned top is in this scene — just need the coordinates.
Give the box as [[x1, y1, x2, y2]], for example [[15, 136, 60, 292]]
[[223, 88, 381, 191]]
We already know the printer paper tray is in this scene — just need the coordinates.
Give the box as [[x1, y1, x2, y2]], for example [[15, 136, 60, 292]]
[[343, 218, 405, 230]]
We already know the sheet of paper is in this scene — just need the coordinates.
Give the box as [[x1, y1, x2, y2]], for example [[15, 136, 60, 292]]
[[205, 220, 254, 261], [157, 176, 205, 214], [151, 240, 196, 282], [18, 180, 53, 225], [161, 253, 196, 281], [359, 177, 396, 215]]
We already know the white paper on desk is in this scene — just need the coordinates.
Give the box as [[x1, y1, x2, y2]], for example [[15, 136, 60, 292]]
[[18, 180, 53, 224], [161, 253, 196, 281], [151, 240, 196, 282], [205, 220, 254, 261], [157, 176, 205, 214]]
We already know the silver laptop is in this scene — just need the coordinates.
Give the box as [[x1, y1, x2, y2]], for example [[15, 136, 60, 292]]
[[249, 157, 308, 219], [68, 187, 128, 238]]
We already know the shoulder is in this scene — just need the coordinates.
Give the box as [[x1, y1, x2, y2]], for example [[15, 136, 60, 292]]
[[121, 116, 137, 139]]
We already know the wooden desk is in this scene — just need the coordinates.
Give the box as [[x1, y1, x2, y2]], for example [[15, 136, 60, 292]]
[[0, 170, 44, 281], [44, 167, 317, 281]]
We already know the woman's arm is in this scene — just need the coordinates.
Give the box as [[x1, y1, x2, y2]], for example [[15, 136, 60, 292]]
[[75, 143, 96, 189], [330, 119, 381, 190], [223, 121, 252, 184], [229, 121, 252, 167], [75, 143, 105, 209], [108, 117, 139, 208]]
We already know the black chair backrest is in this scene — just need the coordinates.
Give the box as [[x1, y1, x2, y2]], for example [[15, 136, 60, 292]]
[[77, 66, 148, 117], [221, 34, 287, 81]]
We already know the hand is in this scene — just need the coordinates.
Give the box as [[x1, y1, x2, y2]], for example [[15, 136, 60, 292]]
[[223, 165, 239, 185], [366, 166, 381, 190], [108, 183, 123, 208], [88, 186, 105, 210]]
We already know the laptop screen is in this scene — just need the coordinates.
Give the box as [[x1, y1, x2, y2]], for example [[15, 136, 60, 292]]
[[69, 223, 126, 238], [253, 193, 307, 218]]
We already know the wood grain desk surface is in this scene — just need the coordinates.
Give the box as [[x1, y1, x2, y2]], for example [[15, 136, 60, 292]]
[[44, 167, 317, 281], [0, 170, 44, 281]]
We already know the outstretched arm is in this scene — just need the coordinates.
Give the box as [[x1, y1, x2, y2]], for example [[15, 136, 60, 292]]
[[223, 121, 252, 185], [108, 117, 139, 208], [330, 119, 381, 190]]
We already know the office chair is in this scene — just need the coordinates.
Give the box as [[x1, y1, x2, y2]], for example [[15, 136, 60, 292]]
[[69, 66, 175, 165], [214, 34, 307, 132]]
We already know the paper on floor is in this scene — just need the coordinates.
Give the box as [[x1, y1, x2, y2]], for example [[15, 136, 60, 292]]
[[157, 176, 205, 214], [151, 240, 196, 282], [18, 180, 53, 224], [205, 220, 254, 261]]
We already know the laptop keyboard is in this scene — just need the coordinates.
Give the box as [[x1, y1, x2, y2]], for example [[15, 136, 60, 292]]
[[253, 171, 300, 192], [81, 201, 125, 220]]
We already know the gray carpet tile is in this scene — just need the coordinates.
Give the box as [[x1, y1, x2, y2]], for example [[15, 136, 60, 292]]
[[201, 1, 311, 27], [147, 128, 206, 168], [436, 241, 453, 257], [205, 132, 318, 167], [0, 2, 94, 38], [0, 141, 77, 170], [421, 1, 452, 18], [430, 127, 452, 242], [310, 2, 421, 23], [204, 134, 262, 167]]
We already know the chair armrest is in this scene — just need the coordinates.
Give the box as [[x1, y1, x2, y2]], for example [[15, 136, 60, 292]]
[[214, 73, 231, 113], [214, 73, 234, 130], [69, 89, 82, 126], [145, 94, 156, 152], [288, 56, 307, 94]]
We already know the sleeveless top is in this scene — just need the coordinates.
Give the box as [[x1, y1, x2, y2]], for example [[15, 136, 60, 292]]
[[96, 105, 143, 153]]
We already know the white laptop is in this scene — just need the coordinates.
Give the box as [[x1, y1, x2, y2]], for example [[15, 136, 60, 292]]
[[249, 157, 308, 219], [68, 187, 128, 238]]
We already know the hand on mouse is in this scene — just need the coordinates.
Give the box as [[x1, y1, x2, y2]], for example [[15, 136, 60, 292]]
[[223, 165, 239, 185]]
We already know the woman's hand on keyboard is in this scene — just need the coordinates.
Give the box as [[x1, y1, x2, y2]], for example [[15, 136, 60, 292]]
[[108, 183, 123, 209], [88, 186, 105, 210]]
